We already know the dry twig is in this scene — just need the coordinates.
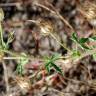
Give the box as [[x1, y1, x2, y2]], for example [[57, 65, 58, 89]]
[[2, 61, 10, 96]]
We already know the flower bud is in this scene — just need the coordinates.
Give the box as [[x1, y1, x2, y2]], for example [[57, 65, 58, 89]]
[[38, 19, 54, 36]]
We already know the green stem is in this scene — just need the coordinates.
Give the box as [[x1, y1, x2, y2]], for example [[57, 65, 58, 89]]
[[0, 23, 4, 46], [50, 33, 71, 52], [1, 49, 34, 60]]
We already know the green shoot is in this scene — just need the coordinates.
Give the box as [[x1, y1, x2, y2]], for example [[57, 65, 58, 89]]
[[71, 32, 91, 50], [16, 53, 29, 75], [44, 53, 63, 75]]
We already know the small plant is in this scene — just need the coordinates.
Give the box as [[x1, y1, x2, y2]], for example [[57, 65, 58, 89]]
[[0, 8, 9, 61], [0, 7, 96, 77], [72, 32, 96, 49], [44, 53, 63, 75], [16, 53, 29, 75], [71, 32, 90, 50], [0, 8, 29, 75], [71, 32, 96, 60], [0, 9, 63, 76], [1, 1, 96, 96]]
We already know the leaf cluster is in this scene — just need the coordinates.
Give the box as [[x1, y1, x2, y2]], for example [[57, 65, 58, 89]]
[[16, 53, 28, 75], [72, 32, 96, 50], [72, 32, 96, 60], [44, 53, 63, 75]]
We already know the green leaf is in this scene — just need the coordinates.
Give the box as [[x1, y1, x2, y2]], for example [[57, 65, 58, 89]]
[[89, 36, 96, 41], [71, 32, 79, 43], [80, 44, 91, 50], [79, 38, 88, 43], [16, 53, 28, 75], [7, 31, 14, 44], [16, 63, 23, 75], [93, 53, 96, 61], [44, 53, 63, 75], [51, 53, 61, 61], [45, 61, 51, 73], [92, 45, 96, 48], [51, 63, 63, 75], [46, 66, 50, 73], [72, 50, 81, 58]]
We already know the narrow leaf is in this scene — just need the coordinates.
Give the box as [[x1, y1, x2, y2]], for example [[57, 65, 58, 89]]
[[89, 36, 96, 41], [51, 53, 61, 61], [80, 44, 90, 50], [51, 63, 63, 75], [45, 61, 51, 73], [71, 32, 78, 43], [79, 38, 88, 43]]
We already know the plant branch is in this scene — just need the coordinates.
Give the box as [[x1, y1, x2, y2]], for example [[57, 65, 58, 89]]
[[0, 23, 4, 47], [50, 33, 71, 52], [2, 61, 10, 95], [34, 3, 74, 32]]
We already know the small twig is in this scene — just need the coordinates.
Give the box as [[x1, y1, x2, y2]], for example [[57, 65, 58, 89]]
[[46, 1, 74, 31], [0, 3, 20, 7], [50, 33, 71, 52], [27, 19, 71, 52], [2, 61, 10, 96], [3, 57, 23, 60], [80, 64, 92, 80], [27, 20, 38, 24], [34, 3, 74, 32], [49, 87, 65, 96], [1, 49, 34, 60], [34, 3, 55, 14]]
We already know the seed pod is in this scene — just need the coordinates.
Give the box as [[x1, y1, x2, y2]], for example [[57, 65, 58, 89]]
[[38, 19, 54, 36], [27, 19, 54, 36], [0, 8, 4, 22]]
